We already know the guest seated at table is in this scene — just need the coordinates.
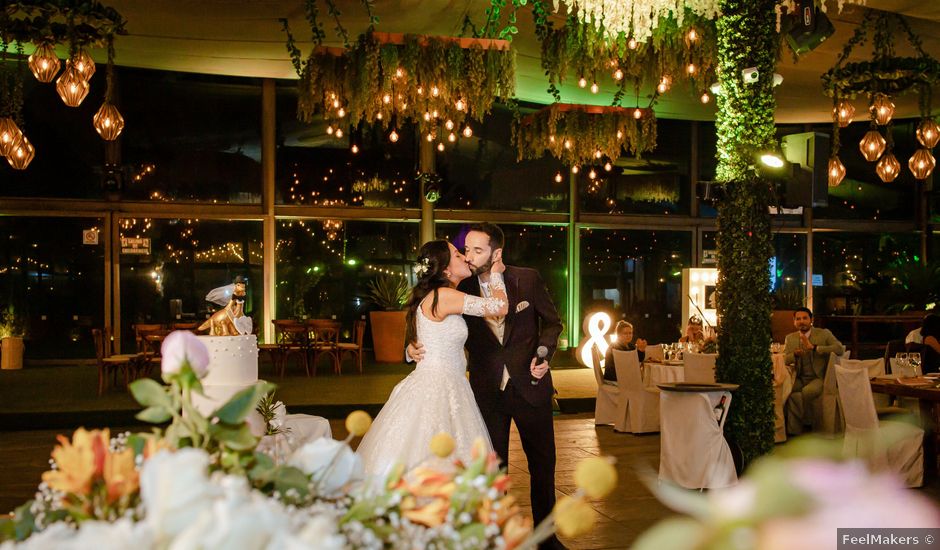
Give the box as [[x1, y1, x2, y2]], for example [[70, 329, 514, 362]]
[[919, 314, 940, 374], [784, 307, 844, 435], [679, 315, 705, 345], [603, 320, 647, 382]]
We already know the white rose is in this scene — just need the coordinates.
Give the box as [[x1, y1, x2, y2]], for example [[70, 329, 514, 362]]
[[269, 515, 346, 550], [141, 449, 216, 540], [161, 330, 210, 378], [288, 438, 363, 495], [271, 401, 287, 430]]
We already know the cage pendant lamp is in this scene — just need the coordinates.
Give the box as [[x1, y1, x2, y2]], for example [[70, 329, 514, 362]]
[[833, 100, 855, 127], [28, 42, 61, 83], [876, 152, 901, 182], [827, 156, 847, 187], [916, 118, 940, 149], [94, 38, 124, 140], [6, 135, 34, 170], [68, 49, 96, 81], [56, 66, 90, 107], [870, 94, 895, 126], [859, 129, 886, 162], [0, 118, 23, 157], [908, 148, 936, 180]]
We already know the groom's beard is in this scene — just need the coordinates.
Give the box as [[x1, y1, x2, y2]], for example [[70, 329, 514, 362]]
[[469, 253, 493, 276]]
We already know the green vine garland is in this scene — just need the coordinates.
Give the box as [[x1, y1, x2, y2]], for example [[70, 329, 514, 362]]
[[512, 103, 656, 165], [713, 0, 778, 466], [0, 1, 126, 48], [296, 31, 515, 138]]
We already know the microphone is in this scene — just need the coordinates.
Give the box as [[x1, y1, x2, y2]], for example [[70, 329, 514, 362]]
[[531, 345, 548, 385]]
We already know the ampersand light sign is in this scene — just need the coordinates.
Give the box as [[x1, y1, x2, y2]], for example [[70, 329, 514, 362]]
[[577, 311, 613, 370]]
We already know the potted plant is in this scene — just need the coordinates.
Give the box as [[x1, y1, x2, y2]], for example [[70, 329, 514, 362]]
[[771, 284, 804, 344], [366, 274, 409, 363], [0, 305, 26, 370]]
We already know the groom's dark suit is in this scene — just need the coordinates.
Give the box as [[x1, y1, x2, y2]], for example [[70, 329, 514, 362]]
[[459, 265, 563, 538]]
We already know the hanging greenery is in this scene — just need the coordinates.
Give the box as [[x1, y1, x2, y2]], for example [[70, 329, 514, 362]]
[[713, 0, 778, 466], [288, 7, 515, 142], [534, 10, 717, 105], [0, 1, 126, 47], [513, 103, 656, 166]]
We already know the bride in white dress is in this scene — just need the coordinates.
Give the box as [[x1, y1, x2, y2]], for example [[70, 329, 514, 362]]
[[357, 239, 508, 479]]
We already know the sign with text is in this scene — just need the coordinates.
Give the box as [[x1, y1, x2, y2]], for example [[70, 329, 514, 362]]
[[702, 249, 717, 265], [82, 229, 99, 245], [121, 237, 151, 255]]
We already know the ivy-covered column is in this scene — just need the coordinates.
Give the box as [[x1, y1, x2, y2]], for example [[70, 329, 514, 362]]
[[713, 0, 777, 464]]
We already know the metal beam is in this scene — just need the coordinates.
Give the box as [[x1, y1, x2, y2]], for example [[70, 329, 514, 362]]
[[262, 78, 276, 344]]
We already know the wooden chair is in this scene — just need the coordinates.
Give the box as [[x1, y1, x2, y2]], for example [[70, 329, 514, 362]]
[[170, 321, 200, 331], [258, 323, 283, 375], [338, 319, 367, 374], [273, 319, 310, 377], [92, 327, 136, 395], [308, 319, 341, 375], [132, 323, 168, 354]]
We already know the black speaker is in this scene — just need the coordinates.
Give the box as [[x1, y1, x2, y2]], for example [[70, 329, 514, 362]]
[[786, 0, 834, 56], [782, 132, 830, 208]]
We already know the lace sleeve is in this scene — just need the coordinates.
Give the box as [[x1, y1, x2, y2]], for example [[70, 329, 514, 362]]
[[462, 294, 507, 317]]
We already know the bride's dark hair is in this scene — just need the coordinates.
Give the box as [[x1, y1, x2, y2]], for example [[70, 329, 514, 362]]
[[405, 240, 452, 346]]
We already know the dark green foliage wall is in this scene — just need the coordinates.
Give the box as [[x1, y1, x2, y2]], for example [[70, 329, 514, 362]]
[[713, 0, 778, 464]]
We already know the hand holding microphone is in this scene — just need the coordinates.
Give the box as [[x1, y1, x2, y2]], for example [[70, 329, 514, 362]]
[[530, 345, 548, 385]]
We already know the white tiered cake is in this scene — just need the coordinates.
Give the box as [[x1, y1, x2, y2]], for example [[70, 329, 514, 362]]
[[191, 334, 259, 415]]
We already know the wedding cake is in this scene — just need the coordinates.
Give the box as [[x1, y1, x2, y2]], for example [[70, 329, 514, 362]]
[[191, 334, 259, 415]]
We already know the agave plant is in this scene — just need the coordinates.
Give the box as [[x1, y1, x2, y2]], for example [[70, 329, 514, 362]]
[[366, 274, 409, 311]]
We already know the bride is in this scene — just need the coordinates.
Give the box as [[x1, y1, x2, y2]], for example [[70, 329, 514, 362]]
[[356, 240, 508, 479]]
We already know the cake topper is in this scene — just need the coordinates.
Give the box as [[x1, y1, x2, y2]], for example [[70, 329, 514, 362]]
[[198, 276, 253, 336]]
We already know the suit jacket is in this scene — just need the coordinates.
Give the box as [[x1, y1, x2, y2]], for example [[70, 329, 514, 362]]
[[459, 265, 563, 409], [784, 327, 845, 381]]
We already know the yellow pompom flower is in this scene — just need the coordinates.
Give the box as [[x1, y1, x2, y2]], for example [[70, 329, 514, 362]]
[[553, 495, 597, 537], [430, 432, 456, 458], [574, 456, 618, 499], [345, 410, 372, 437]]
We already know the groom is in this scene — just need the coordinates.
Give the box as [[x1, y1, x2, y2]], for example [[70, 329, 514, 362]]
[[409, 223, 564, 549]]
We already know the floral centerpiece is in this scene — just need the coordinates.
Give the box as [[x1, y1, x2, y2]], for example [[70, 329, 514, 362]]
[[0, 331, 613, 548]]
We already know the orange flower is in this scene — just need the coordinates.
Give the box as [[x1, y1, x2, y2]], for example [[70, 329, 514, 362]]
[[41, 428, 105, 495], [404, 468, 456, 498], [502, 514, 533, 550], [492, 472, 512, 493], [141, 435, 173, 459], [478, 494, 519, 525], [104, 448, 139, 503], [402, 497, 449, 527]]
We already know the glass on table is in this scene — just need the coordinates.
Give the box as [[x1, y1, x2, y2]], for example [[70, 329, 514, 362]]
[[909, 352, 922, 376]]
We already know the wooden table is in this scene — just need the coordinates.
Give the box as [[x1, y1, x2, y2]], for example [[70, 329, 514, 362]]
[[870, 378, 940, 475]]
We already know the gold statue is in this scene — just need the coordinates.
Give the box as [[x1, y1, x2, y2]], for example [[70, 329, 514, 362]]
[[199, 278, 253, 336]]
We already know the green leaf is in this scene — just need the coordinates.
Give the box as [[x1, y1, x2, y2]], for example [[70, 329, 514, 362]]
[[208, 422, 258, 451], [129, 378, 170, 408], [213, 381, 275, 424], [272, 466, 311, 497], [136, 406, 172, 424], [631, 518, 704, 550]]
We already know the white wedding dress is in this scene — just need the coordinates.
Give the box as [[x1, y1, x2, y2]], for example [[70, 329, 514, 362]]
[[357, 295, 497, 481]]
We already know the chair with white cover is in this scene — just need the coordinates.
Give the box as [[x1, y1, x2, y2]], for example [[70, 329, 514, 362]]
[[659, 387, 737, 489], [612, 349, 660, 433], [592, 345, 621, 427], [684, 352, 717, 384], [841, 358, 899, 413], [835, 364, 924, 487], [815, 352, 844, 435], [646, 344, 664, 362]]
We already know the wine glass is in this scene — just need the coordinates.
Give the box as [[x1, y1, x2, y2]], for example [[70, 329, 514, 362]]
[[909, 352, 922, 377], [896, 352, 910, 377]]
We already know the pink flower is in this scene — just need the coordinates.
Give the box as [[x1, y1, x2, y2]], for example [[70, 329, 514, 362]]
[[160, 331, 210, 378]]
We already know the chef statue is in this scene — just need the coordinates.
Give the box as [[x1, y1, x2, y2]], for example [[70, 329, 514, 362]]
[[198, 276, 253, 336]]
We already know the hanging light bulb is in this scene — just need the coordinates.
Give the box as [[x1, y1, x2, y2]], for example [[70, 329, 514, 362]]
[[423, 111, 432, 121], [686, 63, 696, 75], [616, 130, 623, 139], [455, 98, 465, 111], [68, 49, 96, 81], [657, 79, 668, 94], [627, 37, 637, 49], [337, 107, 346, 118], [916, 118, 940, 148], [858, 129, 886, 162], [588, 168, 597, 179], [578, 77, 588, 88], [832, 100, 855, 128], [554, 172, 563, 183], [700, 92, 710, 104], [93, 102, 125, 141], [827, 156, 846, 187], [590, 82, 599, 94], [376, 112, 383, 120], [563, 139, 572, 149], [908, 148, 936, 180], [382, 93, 391, 104], [28, 42, 61, 83], [56, 66, 90, 107], [395, 67, 404, 79], [571, 165, 580, 174], [594, 150, 602, 159], [431, 86, 440, 97], [7, 136, 34, 170], [870, 94, 895, 126], [444, 119, 454, 130], [462, 126, 473, 138], [604, 162, 613, 172], [613, 68, 623, 81], [335, 128, 344, 138], [0, 118, 23, 157], [437, 142, 445, 152], [448, 132, 456, 142], [875, 152, 901, 182], [687, 28, 698, 42], [633, 108, 643, 119], [389, 129, 399, 143], [326, 125, 334, 135]]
